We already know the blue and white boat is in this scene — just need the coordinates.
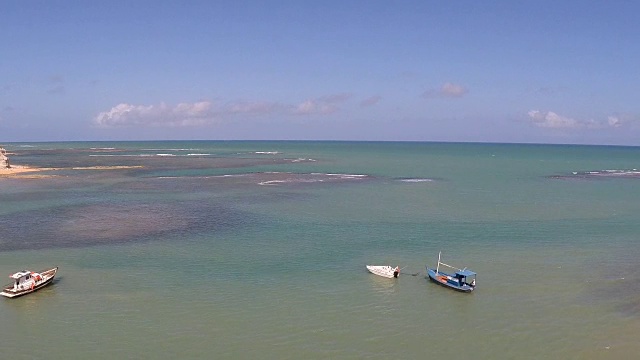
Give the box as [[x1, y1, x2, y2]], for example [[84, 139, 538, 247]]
[[426, 252, 476, 293]]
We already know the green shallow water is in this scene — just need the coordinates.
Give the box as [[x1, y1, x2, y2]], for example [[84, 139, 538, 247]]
[[1, 141, 640, 359]]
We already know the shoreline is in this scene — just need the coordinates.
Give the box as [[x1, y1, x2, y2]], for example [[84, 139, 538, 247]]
[[0, 165, 143, 178], [0, 165, 49, 177]]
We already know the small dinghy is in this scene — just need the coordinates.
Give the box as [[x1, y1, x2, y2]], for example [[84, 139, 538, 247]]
[[426, 252, 476, 293], [1, 267, 58, 298], [366, 265, 400, 279]]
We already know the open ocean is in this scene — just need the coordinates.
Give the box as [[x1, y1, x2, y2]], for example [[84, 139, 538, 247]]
[[1, 141, 639, 359]]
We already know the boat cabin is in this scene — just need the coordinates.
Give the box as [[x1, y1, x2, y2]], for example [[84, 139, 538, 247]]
[[454, 269, 476, 287], [9, 270, 37, 291]]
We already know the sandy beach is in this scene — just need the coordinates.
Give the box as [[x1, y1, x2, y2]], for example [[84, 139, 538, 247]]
[[0, 165, 143, 178], [0, 165, 51, 177]]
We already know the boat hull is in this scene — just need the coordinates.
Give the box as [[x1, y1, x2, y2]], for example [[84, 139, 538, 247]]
[[366, 265, 397, 279], [1, 267, 58, 298], [426, 267, 474, 293]]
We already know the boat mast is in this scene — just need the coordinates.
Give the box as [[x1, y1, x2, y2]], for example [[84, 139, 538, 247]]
[[436, 251, 441, 274]]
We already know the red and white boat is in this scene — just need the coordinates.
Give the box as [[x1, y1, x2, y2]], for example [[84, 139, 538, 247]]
[[1, 267, 58, 298]]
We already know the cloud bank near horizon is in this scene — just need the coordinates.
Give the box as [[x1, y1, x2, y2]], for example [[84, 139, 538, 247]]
[[527, 110, 638, 130], [94, 93, 360, 127], [94, 102, 215, 127], [93, 82, 477, 129]]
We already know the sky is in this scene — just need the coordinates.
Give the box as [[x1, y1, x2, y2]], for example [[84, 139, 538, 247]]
[[1, 1, 639, 145]]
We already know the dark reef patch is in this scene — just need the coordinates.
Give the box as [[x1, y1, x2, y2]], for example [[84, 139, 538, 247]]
[[0, 200, 257, 252]]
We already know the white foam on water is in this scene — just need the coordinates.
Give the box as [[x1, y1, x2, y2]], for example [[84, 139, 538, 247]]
[[398, 178, 434, 183], [89, 154, 154, 157], [580, 169, 640, 177], [324, 173, 368, 178], [259, 180, 291, 185], [290, 158, 316, 162]]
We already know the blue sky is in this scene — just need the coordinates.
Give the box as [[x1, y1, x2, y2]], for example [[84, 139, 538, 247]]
[[1, 1, 639, 144]]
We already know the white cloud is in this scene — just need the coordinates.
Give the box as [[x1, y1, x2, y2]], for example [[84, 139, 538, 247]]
[[607, 116, 621, 128], [423, 82, 469, 99], [585, 119, 603, 129], [174, 101, 212, 117], [291, 100, 337, 115], [95, 92, 354, 128], [527, 110, 579, 128], [605, 114, 640, 128], [441, 82, 468, 97], [226, 101, 280, 115], [94, 101, 214, 127], [527, 111, 638, 130], [291, 93, 351, 115]]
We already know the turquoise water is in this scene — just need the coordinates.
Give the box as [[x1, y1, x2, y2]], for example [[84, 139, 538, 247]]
[[1, 141, 639, 359]]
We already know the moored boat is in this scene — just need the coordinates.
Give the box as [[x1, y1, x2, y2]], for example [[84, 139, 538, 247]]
[[426, 252, 476, 293], [1, 267, 58, 298], [366, 265, 400, 279]]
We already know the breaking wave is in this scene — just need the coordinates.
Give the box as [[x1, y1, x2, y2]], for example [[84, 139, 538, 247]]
[[548, 169, 640, 180], [258, 172, 369, 185], [89, 153, 213, 157], [155, 171, 371, 186], [397, 178, 434, 183]]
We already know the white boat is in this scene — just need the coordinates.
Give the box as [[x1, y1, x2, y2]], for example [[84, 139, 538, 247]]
[[1, 267, 58, 298], [366, 265, 400, 279]]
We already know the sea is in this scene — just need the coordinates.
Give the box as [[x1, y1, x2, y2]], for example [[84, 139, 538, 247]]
[[1, 141, 639, 359]]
